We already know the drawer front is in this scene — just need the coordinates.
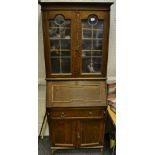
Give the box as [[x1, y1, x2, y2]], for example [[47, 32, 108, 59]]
[[48, 108, 106, 119]]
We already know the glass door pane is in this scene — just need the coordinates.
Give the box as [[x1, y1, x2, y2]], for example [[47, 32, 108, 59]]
[[80, 14, 104, 74], [48, 15, 71, 74]]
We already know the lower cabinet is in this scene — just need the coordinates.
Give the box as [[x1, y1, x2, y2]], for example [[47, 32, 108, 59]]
[[47, 108, 106, 149]]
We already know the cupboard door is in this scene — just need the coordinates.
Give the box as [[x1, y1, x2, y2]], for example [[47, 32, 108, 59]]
[[78, 119, 105, 147], [49, 119, 76, 147], [42, 11, 77, 78], [77, 11, 110, 77]]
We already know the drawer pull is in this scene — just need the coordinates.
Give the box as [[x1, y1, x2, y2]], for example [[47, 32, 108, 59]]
[[61, 112, 65, 118], [77, 132, 80, 139], [89, 111, 93, 115]]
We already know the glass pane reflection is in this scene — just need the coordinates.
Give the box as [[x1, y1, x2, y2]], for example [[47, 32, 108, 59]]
[[81, 17, 104, 74], [48, 16, 71, 74]]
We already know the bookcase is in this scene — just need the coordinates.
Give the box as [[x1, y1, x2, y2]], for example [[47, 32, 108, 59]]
[[39, 1, 113, 154]]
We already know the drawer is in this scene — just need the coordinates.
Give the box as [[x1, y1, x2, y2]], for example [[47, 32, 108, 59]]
[[48, 108, 106, 119]]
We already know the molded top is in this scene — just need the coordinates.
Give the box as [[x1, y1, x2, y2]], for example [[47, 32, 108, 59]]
[[39, 0, 114, 3], [39, 0, 113, 10]]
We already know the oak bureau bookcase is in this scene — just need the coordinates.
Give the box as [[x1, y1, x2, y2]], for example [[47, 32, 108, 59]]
[[39, 1, 113, 154]]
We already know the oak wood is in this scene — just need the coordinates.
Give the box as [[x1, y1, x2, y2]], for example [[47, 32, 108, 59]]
[[46, 77, 106, 81], [78, 11, 109, 78], [78, 119, 105, 147], [51, 109, 104, 118], [47, 107, 106, 148], [42, 11, 76, 78], [41, 4, 111, 78], [40, 1, 112, 150], [46, 81, 107, 107], [39, 2, 113, 11], [48, 119, 76, 147]]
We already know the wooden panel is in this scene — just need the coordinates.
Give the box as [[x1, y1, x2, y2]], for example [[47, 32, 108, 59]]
[[48, 119, 76, 147], [53, 85, 100, 101], [78, 119, 105, 147], [48, 108, 106, 119], [47, 81, 106, 107]]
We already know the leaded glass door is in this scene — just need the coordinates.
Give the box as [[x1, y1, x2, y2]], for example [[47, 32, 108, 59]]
[[42, 10, 109, 78], [78, 11, 109, 77], [43, 11, 76, 77]]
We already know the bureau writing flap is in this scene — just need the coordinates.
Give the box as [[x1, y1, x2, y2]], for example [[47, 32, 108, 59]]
[[47, 81, 107, 107]]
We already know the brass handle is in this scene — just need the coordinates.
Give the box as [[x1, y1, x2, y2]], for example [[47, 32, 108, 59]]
[[89, 111, 93, 115], [77, 132, 80, 139], [61, 112, 65, 118]]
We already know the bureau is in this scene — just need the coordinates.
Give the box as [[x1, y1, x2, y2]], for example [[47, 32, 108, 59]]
[[39, 1, 113, 154]]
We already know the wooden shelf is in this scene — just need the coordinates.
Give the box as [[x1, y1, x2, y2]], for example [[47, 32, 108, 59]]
[[50, 49, 70, 51], [82, 56, 102, 58], [82, 38, 103, 40], [49, 27, 70, 29], [51, 56, 71, 58], [49, 38, 71, 40], [82, 28, 103, 31], [82, 49, 102, 51]]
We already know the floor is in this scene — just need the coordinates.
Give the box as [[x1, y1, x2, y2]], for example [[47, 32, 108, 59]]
[[38, 135, 112, 155]]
